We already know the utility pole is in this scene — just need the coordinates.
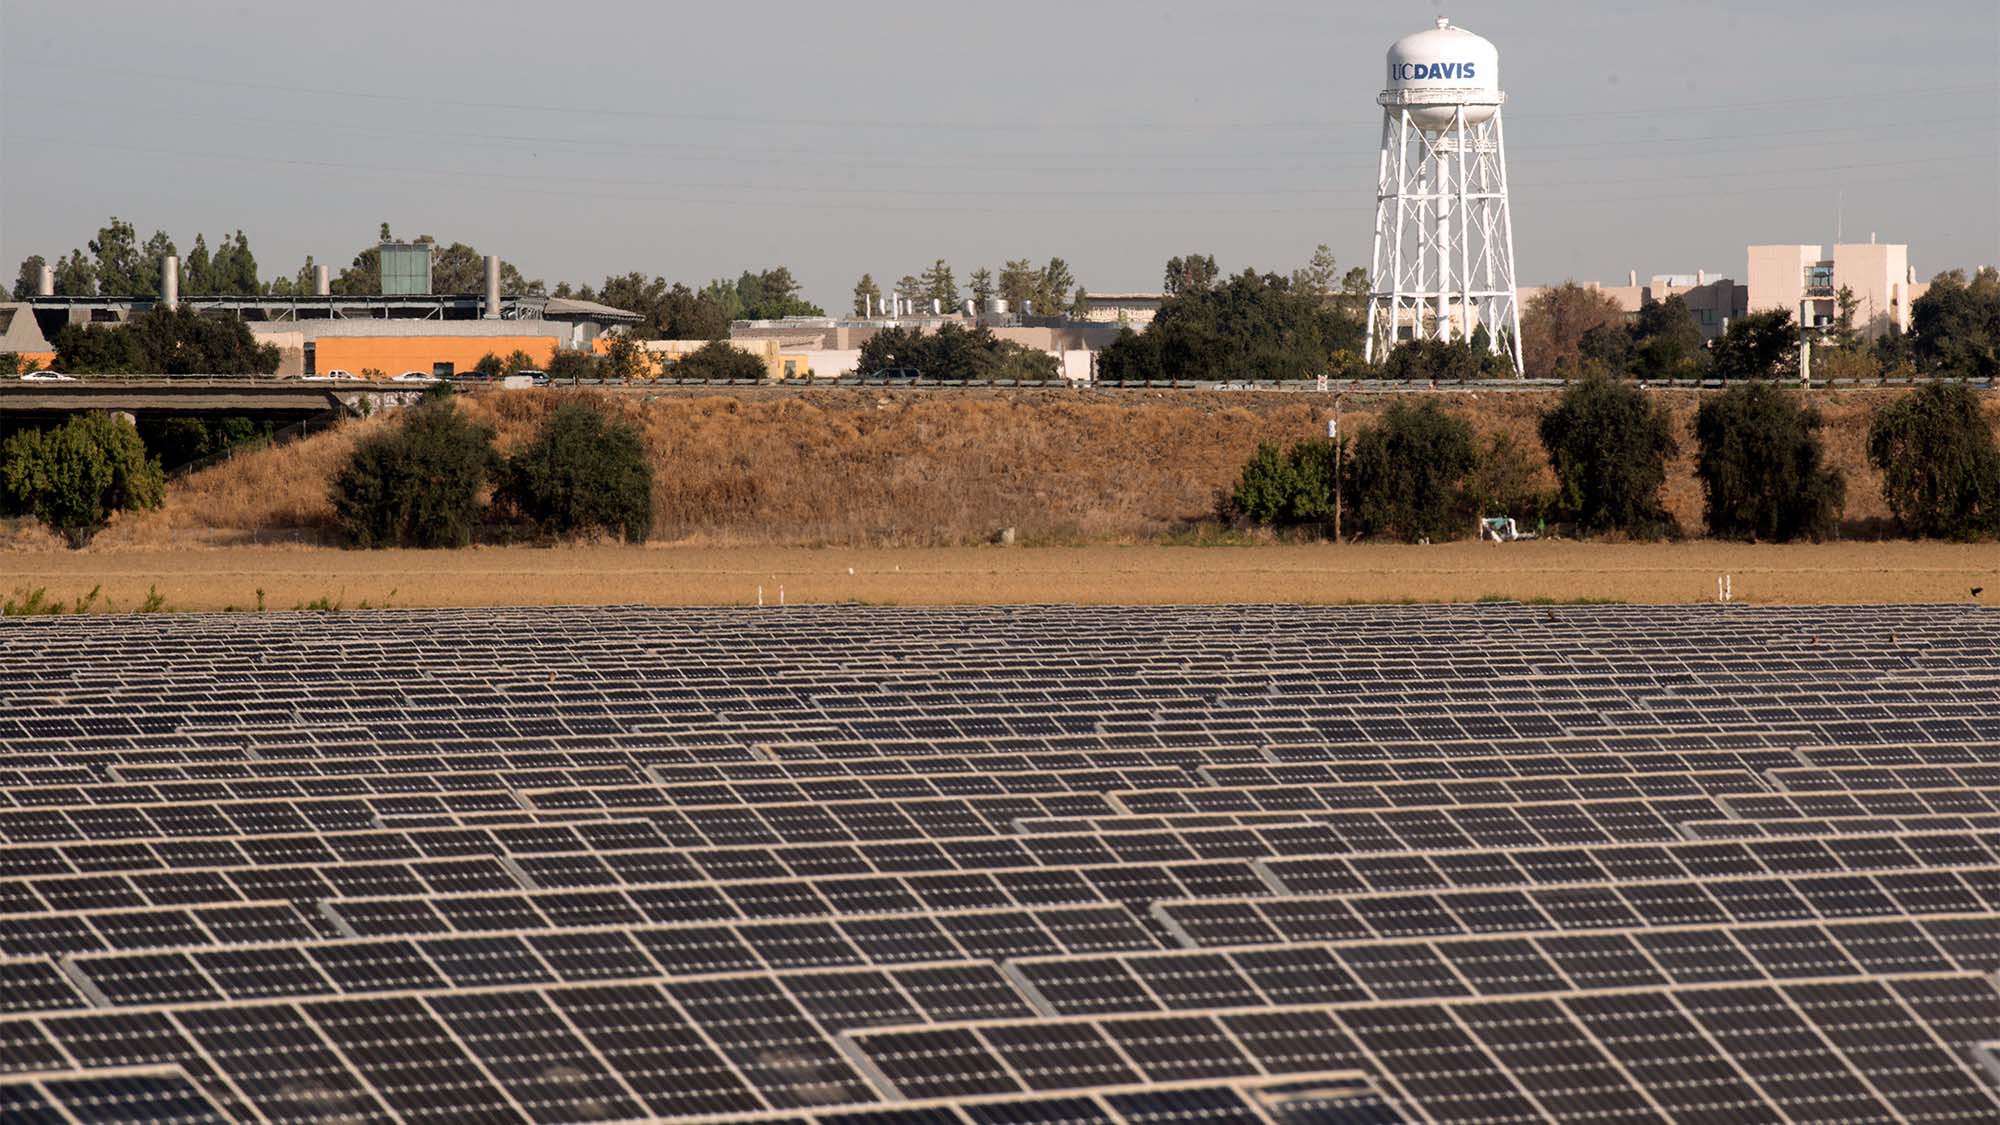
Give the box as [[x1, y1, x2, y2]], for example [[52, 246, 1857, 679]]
[[1329, 396, 1344, 543]]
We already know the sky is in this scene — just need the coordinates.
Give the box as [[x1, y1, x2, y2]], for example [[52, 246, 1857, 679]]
[[2, 0, 1997, 311]]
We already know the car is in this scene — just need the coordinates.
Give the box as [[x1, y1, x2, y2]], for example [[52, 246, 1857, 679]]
[[392, 371, 437, 382], [516, 369, 551, 386], [450, 371, 495, 384], [317, 369, 353, 381], [19, 370, 76, 382], [865, 368, 922, 382]]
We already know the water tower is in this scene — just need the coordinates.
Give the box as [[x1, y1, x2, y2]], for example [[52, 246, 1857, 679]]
[[1365, 17, 1522, 373]]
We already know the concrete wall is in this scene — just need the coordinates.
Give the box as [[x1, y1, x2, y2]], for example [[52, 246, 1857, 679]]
[[1831, 243, 1913, 337], [1747, 245, 1821, 324]]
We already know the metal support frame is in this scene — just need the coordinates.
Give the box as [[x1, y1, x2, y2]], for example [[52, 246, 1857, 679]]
[[1366, 97, 1523, 375]]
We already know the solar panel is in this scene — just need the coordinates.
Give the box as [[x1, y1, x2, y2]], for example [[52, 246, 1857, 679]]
[[4, 603, 2000, 1122]]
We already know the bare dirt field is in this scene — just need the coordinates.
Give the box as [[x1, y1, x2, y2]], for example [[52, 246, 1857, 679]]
[[3, 542, 1992, 613]]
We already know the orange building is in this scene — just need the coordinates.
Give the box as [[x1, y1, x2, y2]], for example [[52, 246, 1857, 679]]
[[312, 336, 562, 377]]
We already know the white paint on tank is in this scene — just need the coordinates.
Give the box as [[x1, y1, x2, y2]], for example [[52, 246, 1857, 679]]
[[1384, 17, 1500, 129]]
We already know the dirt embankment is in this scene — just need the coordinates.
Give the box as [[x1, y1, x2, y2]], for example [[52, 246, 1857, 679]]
[[46, 386, 2000, 550]]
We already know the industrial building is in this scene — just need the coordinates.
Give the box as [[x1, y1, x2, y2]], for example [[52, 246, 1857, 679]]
[[1520, 240, 1925, 342], [2, 249, 639, 377]]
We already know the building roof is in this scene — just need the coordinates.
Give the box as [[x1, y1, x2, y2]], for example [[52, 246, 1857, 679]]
[[541, 297, 643, 323]]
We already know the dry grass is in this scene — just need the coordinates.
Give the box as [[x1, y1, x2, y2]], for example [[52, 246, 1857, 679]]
[[1, 541, 1992, 612], [48, 385, 2000, 551]]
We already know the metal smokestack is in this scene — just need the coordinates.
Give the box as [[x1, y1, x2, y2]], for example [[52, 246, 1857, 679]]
[[313, 264, 330, 296], [36, 265, 54, 297], [162, 256, 180, 307], [483, 256, 502, 318]]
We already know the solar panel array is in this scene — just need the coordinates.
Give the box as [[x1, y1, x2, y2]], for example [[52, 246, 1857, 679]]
[[2, 602, 1998, 1124]]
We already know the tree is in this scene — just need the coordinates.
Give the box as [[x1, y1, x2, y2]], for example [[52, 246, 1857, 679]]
[[13, 255, 46, 300], [208, 231, 262, 296], [1521, 282, 1627, 379], [856, 323, 1058, 381], [52, 323, 145, 374], [736, 267, 820, 319], [330, 397, 498, 549], [969, 268, 995, 310], [87, 218, 156, 296], [1229, 439, 1340, 531], [1033, 258, 1075, 316], [1164, 253, 1219, 297], [1537, 375, 1678, 537], [1694, 382, 1845, 541], [892, 275, 922, 309], [58, 307, 281, 375], [1292, 244, 1338, 301], [600, 335, 654, 381], [1098, 268, 1364, 382], [429, 241, 542, 296], [53, 250, 97, 296], [997, 260, 1039, 310], [591, 275, 732, 341], [0, 413, 165, 546], [497, 401, 654, 543], [266, 255, 319, 298], [1381, 337, 1513, 381], [473, 353, 506, 378], [1909, 268, 2000, 377], [919, 260, 959, 313], [181, 235, 214, 296], [853, 274, 882, 316], [1629, 295, 1707, 380], [548, 350, 598, 385], [1710, 308, 1798, 380], [1866, 381, 2000, 539], [1347, 399, 1480, 542], [672, 340, 766, 381]]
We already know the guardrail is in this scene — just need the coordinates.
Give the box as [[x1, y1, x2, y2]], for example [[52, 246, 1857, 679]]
[[10, 373, 1997, 392]]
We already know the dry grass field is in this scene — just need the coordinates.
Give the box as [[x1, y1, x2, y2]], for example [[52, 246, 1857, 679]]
[[1, 541, 1992, 613], [57, 384, 1995, 552], [3, 385, 1994, 612]]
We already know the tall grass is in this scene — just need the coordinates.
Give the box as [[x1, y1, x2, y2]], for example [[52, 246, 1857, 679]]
[[91, 387, 1988, 549]]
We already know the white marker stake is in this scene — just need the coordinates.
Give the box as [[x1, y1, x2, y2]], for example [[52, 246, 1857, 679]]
[[758, 586, 764, 607]]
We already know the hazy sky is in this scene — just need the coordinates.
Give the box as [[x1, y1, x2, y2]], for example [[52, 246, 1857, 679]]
[[2, 0, 1996, 310]]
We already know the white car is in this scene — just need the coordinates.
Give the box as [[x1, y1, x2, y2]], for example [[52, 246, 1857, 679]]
[[319, 369, 353, 381], [392, 371, 437, 382], [20, 370, 76, 382]]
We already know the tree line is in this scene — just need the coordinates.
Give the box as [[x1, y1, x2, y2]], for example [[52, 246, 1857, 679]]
[[852, 258, 1085, 317], [1229, 379, 2000, 545]]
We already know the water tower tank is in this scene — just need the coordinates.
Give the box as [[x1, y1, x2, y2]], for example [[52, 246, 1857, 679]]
[[1384, 17, 1501, 130]]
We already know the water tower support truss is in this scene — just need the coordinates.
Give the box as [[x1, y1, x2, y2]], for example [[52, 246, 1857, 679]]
[[1366, 102, 1523, 374]]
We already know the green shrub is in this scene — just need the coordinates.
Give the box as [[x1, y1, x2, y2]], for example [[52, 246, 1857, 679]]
[[497, 401, 654, 542], [1381, 336, 1514, 381], [0, 413, 165, 546], [330, 399, 497, 548], [1865, 382, 2000, 539], [548, 350, 598, 384], [1694, 382, 1845, 541], [1462, 433, 1548, 523], [1228, 439, 1339, 529], [673, 341, 767, 381], [1348, 400, 1479, 541], [1538, 375, 1679, 537]]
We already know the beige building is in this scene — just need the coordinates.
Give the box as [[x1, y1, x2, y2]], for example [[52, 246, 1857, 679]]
[[1746, 242, 1918, 338], [1521, 240, 1925, 343], [1077, 294, 1168, 327], [1517, 272, 1747, 341]]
